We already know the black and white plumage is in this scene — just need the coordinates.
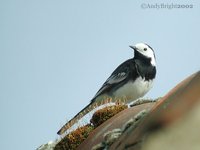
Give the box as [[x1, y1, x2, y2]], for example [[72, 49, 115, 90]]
[[57, 43, 156, 135]]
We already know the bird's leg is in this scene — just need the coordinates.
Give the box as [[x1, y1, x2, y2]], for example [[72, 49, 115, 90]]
[[115, 98, 122, 105], [121, 96, 128, 105]]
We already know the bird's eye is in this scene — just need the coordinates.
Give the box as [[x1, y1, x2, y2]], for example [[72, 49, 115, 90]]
[[144, 48, 147, 51]]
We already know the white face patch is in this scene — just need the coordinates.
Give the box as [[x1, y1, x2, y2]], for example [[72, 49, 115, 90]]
[[135, 43, 156, 66], [113, 77, 154, 103]]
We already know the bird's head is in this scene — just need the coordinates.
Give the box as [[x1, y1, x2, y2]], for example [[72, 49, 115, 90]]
[[129, 43, 156, 66]]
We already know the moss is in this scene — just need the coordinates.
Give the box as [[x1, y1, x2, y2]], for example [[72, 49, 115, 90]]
[[55, 124, 94, 150], [90, 104, 128, 128]]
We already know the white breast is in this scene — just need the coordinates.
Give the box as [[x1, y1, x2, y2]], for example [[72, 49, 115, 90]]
[[113, 77, 154, 103]]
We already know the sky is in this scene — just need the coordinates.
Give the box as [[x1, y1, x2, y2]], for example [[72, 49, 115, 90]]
[[0, 0, 200, 150]]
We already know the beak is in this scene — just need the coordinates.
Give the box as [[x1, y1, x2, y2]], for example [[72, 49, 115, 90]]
[[129, 45, 137, 51]]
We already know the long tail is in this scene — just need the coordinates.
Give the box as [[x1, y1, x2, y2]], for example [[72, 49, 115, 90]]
[[57, 102, 93, 135], [57, 97, 111, 135]]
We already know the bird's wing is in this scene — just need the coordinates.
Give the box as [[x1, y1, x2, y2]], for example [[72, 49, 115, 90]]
[[93, 73, 127, 99], [92, 59, 134, 101]]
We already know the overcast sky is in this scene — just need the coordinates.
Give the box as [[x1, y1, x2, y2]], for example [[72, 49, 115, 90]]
[[1, 0, 200, 150]]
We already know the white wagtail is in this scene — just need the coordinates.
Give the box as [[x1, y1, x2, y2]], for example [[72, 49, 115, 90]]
[[57, 43, 156, 135]]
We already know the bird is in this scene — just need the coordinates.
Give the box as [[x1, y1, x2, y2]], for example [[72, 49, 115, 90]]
[[57, 43, 156, 135]]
